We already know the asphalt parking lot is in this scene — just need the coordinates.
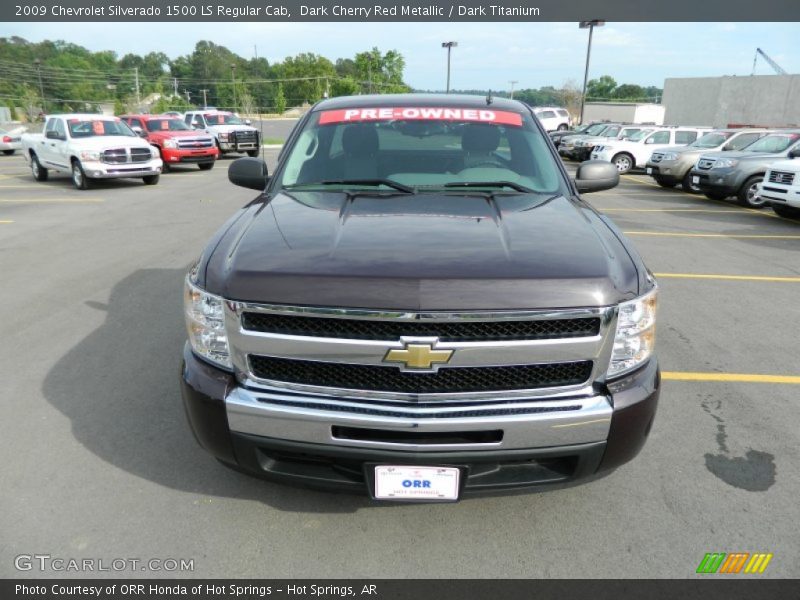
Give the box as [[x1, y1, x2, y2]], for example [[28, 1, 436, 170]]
[[1, 151, 798, 579]]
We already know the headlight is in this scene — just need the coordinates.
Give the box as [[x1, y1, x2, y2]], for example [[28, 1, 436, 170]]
[[218, 133, 229, 141], [184, 277, 232, 369], [163, 139, 178, 149], [150, 146, 160, 158], [607, 287, 658, 378], [80, 150, 101, 161], [714, 158, 738, 168], [661, 152, 678, 161]]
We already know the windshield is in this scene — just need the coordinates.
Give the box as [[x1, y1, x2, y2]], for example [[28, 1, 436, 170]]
[[618, 128, 641, 139], [68, 119, 135, 138], [744, 133, 800, 153], [275, 106, 564, 194], [145, 118, 191, 132], [204, 113, 244, 125], [584, 123, 607, 136], [626, 129, 656, 142], [690, 132, 732, 148]]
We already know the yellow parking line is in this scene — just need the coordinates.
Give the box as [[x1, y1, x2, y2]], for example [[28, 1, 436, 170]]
[[654, 273, 800, 283], [0, 185, 39, 189], [622, 174, 662, 188], [601, 208, 761, 214], [624, 231, 800, 239], [0, 220, 13, 224], [663, 372, 800, 384]]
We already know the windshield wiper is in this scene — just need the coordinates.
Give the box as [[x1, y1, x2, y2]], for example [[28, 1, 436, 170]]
[[443, 181, 536, 193], [285, 179, 415, 194]]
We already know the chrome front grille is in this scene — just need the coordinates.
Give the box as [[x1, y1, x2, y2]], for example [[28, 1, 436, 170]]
[[101, 147, 152, 164], [177, 137, 214, 150], [768, 170, 795, 185], [225, 303, 618, 404]]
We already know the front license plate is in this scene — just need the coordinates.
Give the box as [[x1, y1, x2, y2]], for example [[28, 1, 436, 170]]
[[692, 176, 700, 184], [646, 167, 652, 174], [374, 466, 460, 501]]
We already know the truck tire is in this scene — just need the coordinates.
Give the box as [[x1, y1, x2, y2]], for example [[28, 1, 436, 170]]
[[30, 153, 48, 181], [654, 177, 675, 189], [142, 174, 160, 185], [771, 204, 800, 220], [681, 171, 700, 193], [71, 159, 90, 190], [612, 153, 634, 174], [737, 175, 766, 208], [247, 149, 259, 158], [557, 124, 568, 131], [198, 162, 214, 171]]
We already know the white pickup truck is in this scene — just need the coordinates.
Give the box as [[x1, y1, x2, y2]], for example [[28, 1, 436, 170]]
[[183, 110, 260, 156], [21, 114, 162, 190]]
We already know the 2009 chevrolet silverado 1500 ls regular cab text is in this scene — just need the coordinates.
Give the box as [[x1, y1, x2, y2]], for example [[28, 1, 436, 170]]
[[181, 94, 660, 502], [22, 114, 162, 189]]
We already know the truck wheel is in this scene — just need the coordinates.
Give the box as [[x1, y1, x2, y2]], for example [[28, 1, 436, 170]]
[[557, 124, 568, 131], [198, 162, 214, 171], [142, 174, 160, 185], [654, 177, 674, 189], [771, 204, 800, 220], [71, 159, 90, 190], [247, 149, 259, 158], [704, 191, 728, 201], [2, 149, 14, 156], [30, 153, 48, 181], [612, 153, 634, 174], [161, 161, 171, 173], [737, 175, 766, 208], [681, 171, 700, 193]]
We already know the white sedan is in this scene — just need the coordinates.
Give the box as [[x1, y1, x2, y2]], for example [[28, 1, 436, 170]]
[[0, 126, 25, 155]]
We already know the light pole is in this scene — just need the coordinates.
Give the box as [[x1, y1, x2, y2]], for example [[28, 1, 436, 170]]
[[509, 80, 518, 100], [230, 64, 237, 111], [579, 20, 604, 125], [441, 41, 458, 93], [33, 59, 45, 114]]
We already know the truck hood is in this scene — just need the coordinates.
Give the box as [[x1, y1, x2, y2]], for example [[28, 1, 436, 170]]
[[697, 150, 780, 162], [147, 130, 214, 141], [204, 191, 641, 311], [206, 124, 258, 134], [68, 136, 153, 151]]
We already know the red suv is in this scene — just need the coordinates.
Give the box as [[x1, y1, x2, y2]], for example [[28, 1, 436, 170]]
[[121, 115, 218, 172]]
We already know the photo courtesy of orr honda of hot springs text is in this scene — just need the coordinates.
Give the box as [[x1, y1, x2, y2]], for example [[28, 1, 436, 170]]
[[181, 94, 660, 502]]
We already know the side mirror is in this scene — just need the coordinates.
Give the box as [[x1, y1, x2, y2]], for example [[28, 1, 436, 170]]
[[244, 119, 252, 126], [228, 157, 269, 191], [45, 130, 64, 140], [131, 126, 145, 137], [574, 160, 620, 194], [788, 147, 800, 159]]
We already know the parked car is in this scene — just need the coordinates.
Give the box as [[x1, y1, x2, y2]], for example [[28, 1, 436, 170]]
[[21, 114, 162, 190], [549, 122, 595, 148], [689, 131, 800, 207], [756, 154, 800, 219], [120, 114, 218, 172], [591, 127, 712, 174], [646, 129, 770, 193], [183, 110, 260, 156], [0, 126, 25, 155], [532, 107, 571, 132], [180, 93, 660, 500], [561, 123, 643, 162]]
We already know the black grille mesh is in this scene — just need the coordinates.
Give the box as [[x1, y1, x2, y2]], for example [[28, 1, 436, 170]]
[[241, 313, 600, 342], [249, 356, 593, 394]]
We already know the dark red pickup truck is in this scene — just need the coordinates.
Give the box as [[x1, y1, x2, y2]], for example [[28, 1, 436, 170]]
[[121, 114, 218, 171]]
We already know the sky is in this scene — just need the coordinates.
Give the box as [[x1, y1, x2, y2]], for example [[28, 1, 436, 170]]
[[2, 21, 798, 91]]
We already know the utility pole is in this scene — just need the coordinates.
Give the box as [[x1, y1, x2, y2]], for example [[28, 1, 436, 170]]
[[200, 89, 209, 107], [134, 67, 141, 109], [230, 64, 237, 111], [579, 20, 605, 125], [441, 42, 458, 93], [173, 77, 178, 96], [33, 58, 45, 114], [184, 89, 191, 104], [509, 80, 518, 100]]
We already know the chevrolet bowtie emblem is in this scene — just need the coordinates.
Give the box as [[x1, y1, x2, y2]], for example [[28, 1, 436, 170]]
[[384, 343, 454, 370]]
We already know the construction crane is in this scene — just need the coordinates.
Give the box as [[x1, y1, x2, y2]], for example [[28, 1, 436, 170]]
[[751, 48, 787, 75]]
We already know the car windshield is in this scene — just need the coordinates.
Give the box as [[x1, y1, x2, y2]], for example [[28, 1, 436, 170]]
[[204, 113, 244, 125], [626, 129, 656, 142], [584, 123, 607, 135], [276, 106, 564, 195], [744, 133, 800, 153], [146, 118, 192, 132], [68, 119, 135, 138], [619, 128, 641, 138], [690, 132, 732, 148]]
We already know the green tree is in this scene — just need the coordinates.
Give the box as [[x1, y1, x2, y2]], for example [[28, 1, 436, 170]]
[[586, 75, 617, 100], [274, 83, 286, 114]]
